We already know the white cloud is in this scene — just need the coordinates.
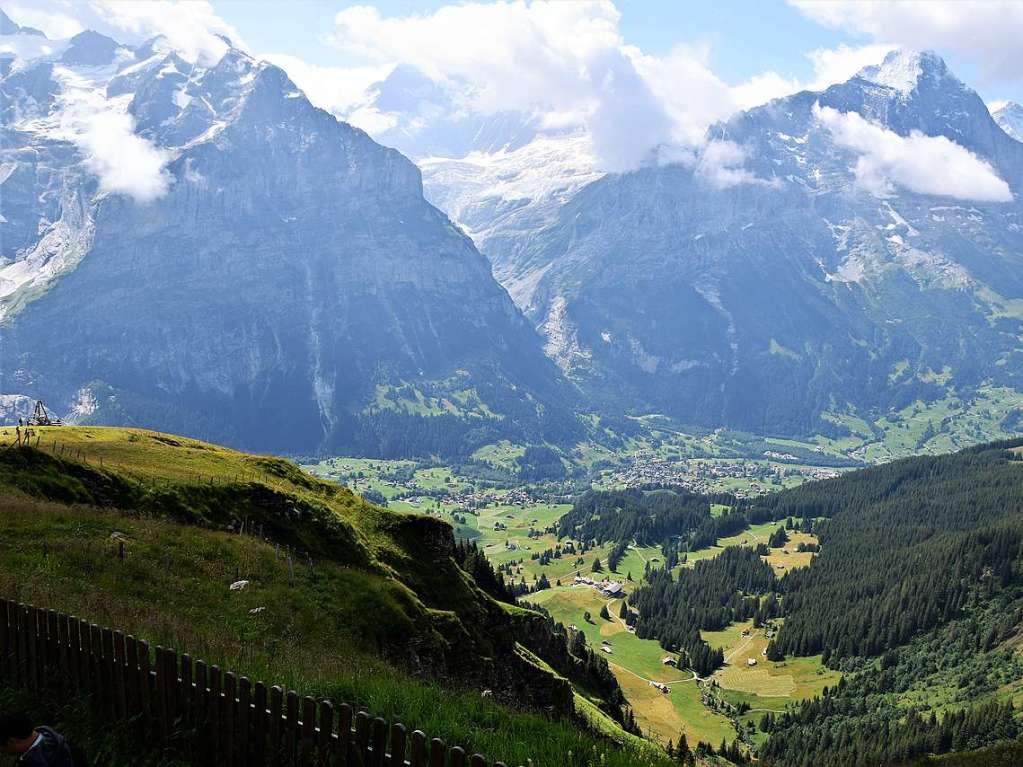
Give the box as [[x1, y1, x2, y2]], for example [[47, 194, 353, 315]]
[[805, 44, 897, 90], [79, 109, 173, 203], [325, 1, 676, 170], [792, 1, 1023, 83], [49, 67, 172, 203], [813, 103, 1013, 202], [262, 54, 392, 116], [3, 0, 239, 64]]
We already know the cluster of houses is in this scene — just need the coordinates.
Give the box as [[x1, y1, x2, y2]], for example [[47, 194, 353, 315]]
[[572, 575, 625, 598], [599, 454, 840, 496]]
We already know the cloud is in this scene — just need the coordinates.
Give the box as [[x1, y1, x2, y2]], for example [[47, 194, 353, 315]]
[[50, 68, 172, 203], [261, 54, 392, 116], [805, 44, 897, 89], [79, 109, 172, 203], [3, 0, 239, 64], [813, 103, 1013, 202], [791, 0, 1023, 83], [325, 1, 676, 170]]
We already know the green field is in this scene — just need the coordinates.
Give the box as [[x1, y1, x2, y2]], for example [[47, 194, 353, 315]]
[[528, 585, 735, 748]]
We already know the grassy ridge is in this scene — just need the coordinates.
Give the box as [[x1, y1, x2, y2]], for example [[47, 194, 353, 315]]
[[0, 427, 672, 767]]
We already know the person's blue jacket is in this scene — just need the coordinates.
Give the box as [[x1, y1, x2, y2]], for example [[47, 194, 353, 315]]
[[16, 727, 75, 767]]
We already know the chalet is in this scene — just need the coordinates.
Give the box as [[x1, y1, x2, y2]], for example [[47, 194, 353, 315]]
[[601, 646, 613, 654], [661, 656, 677, 667], [741, 628, 750, 637], [602, 581, 625, 597], [747, 658, 757, 667], [649, 682, 670, 693]]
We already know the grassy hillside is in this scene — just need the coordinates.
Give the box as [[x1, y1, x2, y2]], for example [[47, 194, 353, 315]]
[[0, 426, 670, 767]]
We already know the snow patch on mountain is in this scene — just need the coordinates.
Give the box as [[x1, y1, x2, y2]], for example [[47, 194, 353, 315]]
[[993, 102, 1023, 143], [856, 49, 926, 95]]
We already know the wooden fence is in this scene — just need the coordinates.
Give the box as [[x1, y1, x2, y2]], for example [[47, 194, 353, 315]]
[[0, 600, 512, 767]]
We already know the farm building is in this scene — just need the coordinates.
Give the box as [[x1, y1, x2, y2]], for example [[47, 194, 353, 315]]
[[602, 581, 624, 597], [649, 682, 670, 693], [747, 658, 757, 667], [661, 656, 677, 667]]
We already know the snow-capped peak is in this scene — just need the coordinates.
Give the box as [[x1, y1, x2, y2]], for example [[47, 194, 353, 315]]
[[993, 101, 1023, 143], [855, 50, 951, 95]]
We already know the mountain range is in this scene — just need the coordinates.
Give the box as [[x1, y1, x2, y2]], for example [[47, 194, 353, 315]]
[[0, 11, 573, 455], [476, 50, 1023, 436], [2, 7, 1023, 455]]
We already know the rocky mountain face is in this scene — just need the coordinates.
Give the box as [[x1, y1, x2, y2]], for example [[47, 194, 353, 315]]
[[487, 51, 1023, 436], [0, 14, 573, 455], [994, 101, 1023, 143], [356, 65, 604, 295]]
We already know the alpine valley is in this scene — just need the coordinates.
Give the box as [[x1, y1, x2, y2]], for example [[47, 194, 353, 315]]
[[3, 4, 1023, 767]]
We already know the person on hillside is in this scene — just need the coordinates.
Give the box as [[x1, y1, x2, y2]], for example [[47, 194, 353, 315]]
[[0, 713, 77, 766]]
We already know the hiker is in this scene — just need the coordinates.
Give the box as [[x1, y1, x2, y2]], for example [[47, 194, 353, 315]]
[[0, 713, 76, 766]]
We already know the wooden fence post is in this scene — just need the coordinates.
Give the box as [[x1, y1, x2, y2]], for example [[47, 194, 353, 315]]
[[371, 718, 388, 767], [224, 672, 238, 767], [337, 703, 353, 767], [254, 681, 268, 767], [269, 685, 283, 767], [286, 691, 300, 766], [239, 677, 252, 766], [209, 666, 223, 764], [410, 731, 427, 767], [301, 696, 317, 765], [317, 700, 334, 767], [388, 723, 406, 767]]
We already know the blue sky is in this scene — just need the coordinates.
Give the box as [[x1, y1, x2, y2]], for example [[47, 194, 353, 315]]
[[209, 0, 1021, 106]]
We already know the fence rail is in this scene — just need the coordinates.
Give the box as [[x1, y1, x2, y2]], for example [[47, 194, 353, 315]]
[[0, 600, 512, 767]]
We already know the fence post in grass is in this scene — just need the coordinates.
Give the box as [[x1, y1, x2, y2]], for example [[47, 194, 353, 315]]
[[409, 732, 425, 767], [180, 653, 193, 716], [317, 700, 334, 767], [125, 636, 139, 716], [165, 648, 181, 725], [90, 625, 104, 711], [449, 746, 466, 767], [269, 686, 283, 767], [337, 703, 353, 767], [239, 677, 252, 766], [254, 681, 268, 767], [354, 711, 370, 763], [56, 614, 69, 694], [300, 696, 316, 764], [113, 631, 128, 720], [77, 619, 91, 692], [194, 660, 209, 747], [26, 606, 39, 691], [429, 737, 446, 767], [155, 647, 169, 738], [285, 691, 299, 766], [388, 723, 406, 767], [224, 672, 238, 767], [0, 599, 8, 679], [469, 754, 486, 767], [138, 640, 152, 720], [209, 666, 223, 764], [102, 628, 116, 718], [371, 718, 387, 767]]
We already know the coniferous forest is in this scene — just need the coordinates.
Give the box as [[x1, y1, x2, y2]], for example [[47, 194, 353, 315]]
[[556, 440, 1023, 763]]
